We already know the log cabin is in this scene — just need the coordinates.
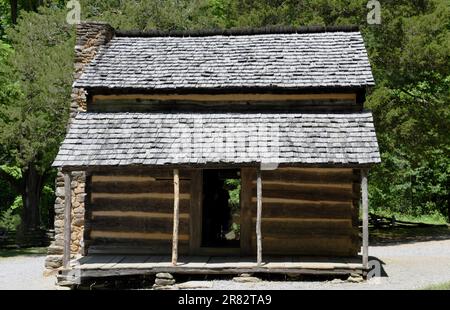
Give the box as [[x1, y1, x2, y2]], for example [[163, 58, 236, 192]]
[[47, 22, 380, 284]]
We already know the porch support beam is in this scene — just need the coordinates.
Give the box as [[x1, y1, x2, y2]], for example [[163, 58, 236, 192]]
[[172, 169, 180, 266], [63, 172, 72, 269], [361, 169, 369, 269], [256, 168, 263, 266]]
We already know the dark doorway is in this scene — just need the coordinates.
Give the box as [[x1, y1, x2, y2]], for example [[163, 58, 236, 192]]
[[202, 169, 241, 248]]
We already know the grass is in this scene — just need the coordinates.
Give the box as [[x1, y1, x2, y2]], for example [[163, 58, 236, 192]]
[[421, 281, 450, 290], [370, 209, 448, 225], [0, 247, 47, 258]]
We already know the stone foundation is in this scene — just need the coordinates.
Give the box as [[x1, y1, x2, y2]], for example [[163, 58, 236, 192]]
[[44, 171, 86, 271]]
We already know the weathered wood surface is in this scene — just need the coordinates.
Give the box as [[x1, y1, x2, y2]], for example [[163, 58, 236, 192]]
[[63, 172, 72, 268], [60, 255, 364, 284], [361, 169, 369, 269], [172, 169, 180, 265], [240, 168, 254, 255], [242, 167, 359, 256], [86, 169, 192, 255], [256, 168, 263, 266], [92, 93, 358, 102], [89, 99, 360, 112], [189, 170, 202, 254]]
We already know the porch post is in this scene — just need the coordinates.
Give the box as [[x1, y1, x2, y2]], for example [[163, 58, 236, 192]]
[[256, 168, 263, 266], [63, 172, 72, 269], [361, 169, 369, 270], [172, 169, 180, 265]]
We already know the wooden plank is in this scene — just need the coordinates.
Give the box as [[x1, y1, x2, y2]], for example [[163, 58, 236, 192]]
[[172, 169, 180, 265], [90, 230, 189, 241], [110, 255, 149, 269], [361, 169, 369, 269], [251, 188, 353, 202], [189, 170, 202, 254], [91, 211, 190, 219], [91, 192, 191, 200], [260, 181, 353, 190], [251, 218, 355, 237], [240, 168, 254, 256], [91, 180, 191, 194], [90, 216, 189, 234], [256, 168, 262, 266], [253, 197, 351, 206], [90, 198, 190, 212], [92, 169, 193, 180], [63, 172, 72, 268], [249, 202, 352, 219], [93, 93, 358, 102], [90, 101, 359, 113], [260, 169, 356, 184], [79, 255, 118, 270], [91, 175, 156, 183], [88, 244, 189, 255], [251, 237, 356, 256]]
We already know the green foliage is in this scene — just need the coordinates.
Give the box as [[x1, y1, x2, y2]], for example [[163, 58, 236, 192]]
[[0, 208, 21, 230], [0, 6, 74, 173], [225, 178, 241, 212]]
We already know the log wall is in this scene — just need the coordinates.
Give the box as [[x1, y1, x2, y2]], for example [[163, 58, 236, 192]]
[[242, 167, 361, 256], [85, 169, 192, 254]]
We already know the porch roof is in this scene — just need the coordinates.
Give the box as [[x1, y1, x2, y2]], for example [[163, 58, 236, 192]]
[[53, 111, 380, 168]]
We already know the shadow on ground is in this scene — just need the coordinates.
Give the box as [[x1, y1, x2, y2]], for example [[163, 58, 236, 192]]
[[0, 247, 47, 258], [370, 226, 450, 246]]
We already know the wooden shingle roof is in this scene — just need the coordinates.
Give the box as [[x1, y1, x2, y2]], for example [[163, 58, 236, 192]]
[[53, 112, 380, 168], [75, 30, 374, 92]]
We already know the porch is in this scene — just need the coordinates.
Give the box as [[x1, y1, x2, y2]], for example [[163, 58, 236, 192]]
[[58, 254, 366, 285]]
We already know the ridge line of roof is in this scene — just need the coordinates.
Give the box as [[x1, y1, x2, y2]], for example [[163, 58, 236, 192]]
[[114, 25, 360, 38]]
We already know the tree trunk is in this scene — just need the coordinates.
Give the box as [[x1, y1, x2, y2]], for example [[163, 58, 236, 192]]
[[9, 0, 18, 24], [17, 164, 44, 245]]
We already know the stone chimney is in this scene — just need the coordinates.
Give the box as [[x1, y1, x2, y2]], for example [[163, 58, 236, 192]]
[[45, 22, 114, 275], [71, 22, 115, 116]]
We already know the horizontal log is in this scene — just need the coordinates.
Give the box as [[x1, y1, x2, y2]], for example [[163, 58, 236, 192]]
[[250, 236, 358, 256], [87, 244, 189, 255], [91, 211, 189, 219], [248, 202, 352, 219], [92, 169, 193, 180], [252, 197, 352, 206], [259, 181, 353, 190], [251, 188, 353, 202], [91, 175, 156, 183], [90, 216, 189, 235], [250, 218, 356, 237], [91, 180, 190, 194], [90, 197, 190, 212], [93, 93, 358, 102], [89, 100, 359, 112], [91, 192, 190, 200], [258, 169, 357, 184], [90, 230, 189, 241]]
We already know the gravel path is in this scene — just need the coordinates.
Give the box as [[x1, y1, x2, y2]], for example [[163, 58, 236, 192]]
[[199, 239, 450, 290], [0, 239, 449, 290], [0, 255, 56, 290]]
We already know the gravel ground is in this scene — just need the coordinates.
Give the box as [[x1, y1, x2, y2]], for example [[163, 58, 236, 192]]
[[0, 239, 449, 290], [199, 239, 450, 290], [0, 255, 56, 290]]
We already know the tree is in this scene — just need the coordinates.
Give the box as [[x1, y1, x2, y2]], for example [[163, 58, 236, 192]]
[[0, 6, 74, 241]]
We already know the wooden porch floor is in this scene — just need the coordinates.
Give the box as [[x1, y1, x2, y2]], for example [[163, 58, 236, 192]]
[[59, 255, 365, 284]]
